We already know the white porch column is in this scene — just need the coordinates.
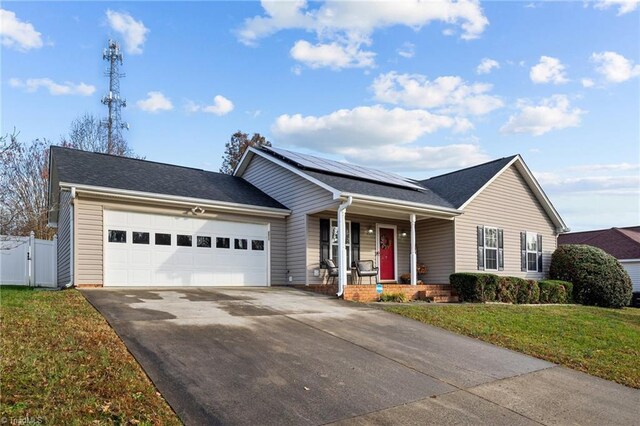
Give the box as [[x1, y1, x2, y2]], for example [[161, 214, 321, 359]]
[[410, 214, 417, 286], [337, 197, 353, 296]]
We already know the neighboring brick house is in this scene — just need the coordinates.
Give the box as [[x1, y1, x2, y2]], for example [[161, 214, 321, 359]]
[[558, 226, 640, 292]]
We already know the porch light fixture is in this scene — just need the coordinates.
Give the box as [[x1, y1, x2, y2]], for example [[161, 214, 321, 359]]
[[191, 206, 205, 215], [367, 226, 374, 235], [400, 230, 408, 238]]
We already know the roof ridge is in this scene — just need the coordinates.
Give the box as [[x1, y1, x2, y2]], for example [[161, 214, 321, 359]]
[[613, 227, 640, 245], [51, 145, 224, 176], [421, 154, 519, 182]]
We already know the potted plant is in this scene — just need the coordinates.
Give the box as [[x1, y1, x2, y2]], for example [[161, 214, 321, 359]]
[[400, 273, 411, 284]]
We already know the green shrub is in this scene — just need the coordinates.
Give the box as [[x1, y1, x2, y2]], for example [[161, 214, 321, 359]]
[[549, 245, 632, 308], [380, 292, 408, 303], [517, 280, 540, 304], [538, 280, 568, 304], [449, 273, 498, 302], [496, 277, 518, 303]]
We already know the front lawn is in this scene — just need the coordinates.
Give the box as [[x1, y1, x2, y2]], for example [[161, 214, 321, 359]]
[[0, 286, 181, 425], [384, 304, 640, 388]]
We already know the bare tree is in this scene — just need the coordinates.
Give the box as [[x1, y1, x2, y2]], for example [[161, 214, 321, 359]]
[[60, 113, 135, 157], [0, 137, 54, 240], [220, 131, 271, 174]]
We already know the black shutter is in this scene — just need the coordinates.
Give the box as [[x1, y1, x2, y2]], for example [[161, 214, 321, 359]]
[[537, 234, 543, 272], [477, 226, 484, 270], [498, 229, 504, 271], [320, 219, 330, 269], [520, 232, 527, 272], [351, 222, 360, 267]]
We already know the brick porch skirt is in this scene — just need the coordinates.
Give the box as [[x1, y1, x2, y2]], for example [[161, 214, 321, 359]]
[[294, 284, 457, 303]]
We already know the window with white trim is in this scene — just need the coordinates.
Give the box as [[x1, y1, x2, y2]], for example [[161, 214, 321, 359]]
[[330, 219, 351, 267], [484, 227, 498, 270], [526, 232, 538, 272]]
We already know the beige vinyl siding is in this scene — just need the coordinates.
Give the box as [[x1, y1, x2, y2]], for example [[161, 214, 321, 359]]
[[307, 213, 411, 285], [455, 165, 558, 279], [56, 190, 72, 285], [74, 195, 287, 286], [75, 199, 103, 285], [416, 218, 455, 283], [242, 155, 337, 285]]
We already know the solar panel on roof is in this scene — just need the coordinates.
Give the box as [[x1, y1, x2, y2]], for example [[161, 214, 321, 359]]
[[265, 147, 424, 190]]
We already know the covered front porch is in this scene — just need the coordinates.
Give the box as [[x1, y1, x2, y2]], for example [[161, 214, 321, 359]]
[[305, 195, 460, 300]]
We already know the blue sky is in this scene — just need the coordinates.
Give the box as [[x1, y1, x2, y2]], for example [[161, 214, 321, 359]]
[[2, 1, 639, 231]]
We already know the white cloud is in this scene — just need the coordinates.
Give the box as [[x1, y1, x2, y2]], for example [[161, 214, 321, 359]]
[[476, 58, 500, 74], [340, 144, 490, 171], [581, 78, 595, 88], [238, 0, 488, 69], [529, 56, 569, 84], [397, 42, 415, 59], [9, 77, 95, 96], [594, 0, 640, 15], [272, 105, 471, 151], [136, 91, 173, 113], [591, 51, 640, 83], [290, 40, 375, 69], [500, 95, 585, 136], [106, 10, 149, 55], [536, 162, 640, 230], [0, 9, 43, 51], [187, 95, 234, 116], [371, 72, 503, 116]]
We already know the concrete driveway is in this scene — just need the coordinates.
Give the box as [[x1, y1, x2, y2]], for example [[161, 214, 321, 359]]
[[82, 287, 639, 426]]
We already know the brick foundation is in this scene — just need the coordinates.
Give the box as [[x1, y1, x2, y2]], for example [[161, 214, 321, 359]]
[[295, 283, 458, 303]]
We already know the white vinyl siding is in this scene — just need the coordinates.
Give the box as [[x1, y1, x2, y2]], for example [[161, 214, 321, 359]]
[[242, 154, 337, 285], [455, 165, 557, 279], [620, 260, 640, 292]]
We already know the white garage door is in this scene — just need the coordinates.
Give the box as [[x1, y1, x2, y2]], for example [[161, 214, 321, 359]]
[[104, 210, 269, 287]]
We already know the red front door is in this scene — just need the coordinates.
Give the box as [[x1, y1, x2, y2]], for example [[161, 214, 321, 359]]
[[379, 227, 395, 281]]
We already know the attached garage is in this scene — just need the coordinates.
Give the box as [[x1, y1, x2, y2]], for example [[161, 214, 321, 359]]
[[104, 211, 270, 287]]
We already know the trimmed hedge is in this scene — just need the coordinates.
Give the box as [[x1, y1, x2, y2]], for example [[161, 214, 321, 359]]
[[517, 280, 541, 304], [496, 277, 540, 304], [549, 245, 632, 308], [449, 273, 498, 302], [538, 280, 569, 304]]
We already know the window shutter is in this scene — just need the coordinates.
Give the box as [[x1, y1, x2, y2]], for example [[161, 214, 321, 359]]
[[520, 232, 527, 272], [498, 229, 504, 271], [320, 219, 330, 269], [477, 226, 484, 271], [537, 234, 543, 272], [351, 222, 360, 267]]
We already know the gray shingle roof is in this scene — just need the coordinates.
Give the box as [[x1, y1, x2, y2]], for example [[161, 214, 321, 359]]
[[258, 147, 518, 210], [419, 156, 517, 208], [303, 170, 456, 209], [51, 146, 287, 210]]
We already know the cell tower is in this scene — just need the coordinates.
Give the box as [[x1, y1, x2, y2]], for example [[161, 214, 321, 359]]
[[101, 40, 129, 152]]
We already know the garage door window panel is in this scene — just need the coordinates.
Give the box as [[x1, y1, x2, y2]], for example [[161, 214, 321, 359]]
[[197, 236, 212, 248], [235, 238, 248, 250], [177, 235, 192, 247], [108, 230, 126, 243], [155, 233, 171, 246], [252, 240, 264, 251], [216, 237, 230, 249], [133, 232, 150, 245]]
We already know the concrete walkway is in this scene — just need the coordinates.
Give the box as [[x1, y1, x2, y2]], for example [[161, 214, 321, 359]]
[[82, 287, 639, 426]]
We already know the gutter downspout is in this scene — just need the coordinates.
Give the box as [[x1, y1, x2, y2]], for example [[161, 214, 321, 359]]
[[336, 196, 353, 297], [63, 187, 76, 289]]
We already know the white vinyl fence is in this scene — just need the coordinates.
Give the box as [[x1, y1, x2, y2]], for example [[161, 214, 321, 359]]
[[0, 233, 57, 288]]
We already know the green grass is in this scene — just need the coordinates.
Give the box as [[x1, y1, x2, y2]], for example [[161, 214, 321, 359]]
[[0, 286, 181, 425], [384, 304, 640, 388]]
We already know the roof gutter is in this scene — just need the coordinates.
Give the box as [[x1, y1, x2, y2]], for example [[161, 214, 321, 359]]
[[58, 182, 291, 218], [339, 193, 461, 218]]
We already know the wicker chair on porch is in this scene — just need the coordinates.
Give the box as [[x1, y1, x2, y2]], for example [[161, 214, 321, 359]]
[[355, 260, 378, 284], [323, 258, 339, 285]]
